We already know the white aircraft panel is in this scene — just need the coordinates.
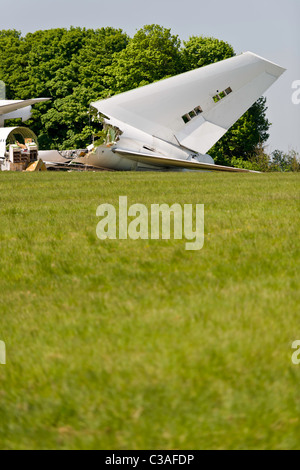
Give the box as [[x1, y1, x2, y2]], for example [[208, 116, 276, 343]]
[[178, 121, 226, 154]]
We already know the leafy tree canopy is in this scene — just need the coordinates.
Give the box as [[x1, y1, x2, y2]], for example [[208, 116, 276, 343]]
[[106, 24, 182, 93], [181, 35, 235, 71]]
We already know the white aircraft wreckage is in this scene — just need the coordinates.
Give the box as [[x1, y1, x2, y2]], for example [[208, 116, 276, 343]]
[[70, 51, 285, 173], [0, 52, 285, 172]]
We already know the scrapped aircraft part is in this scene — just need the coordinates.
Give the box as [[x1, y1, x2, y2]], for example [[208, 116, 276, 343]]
[[26, 159, 47, 172], [59, 149, 88, 158], [0, 98, 50, 116], [39, 147, 114, 171], [73, 145, 130, 170], [38, 149, 88, 168], [0, 98, 50, 126], [113, 148, 260, 173], [38, 150, 72, 165], [91, 52, 285, 155], [46, 163, 112, 171], [0, 126, 40, 171], [0, 127, 38, 158]]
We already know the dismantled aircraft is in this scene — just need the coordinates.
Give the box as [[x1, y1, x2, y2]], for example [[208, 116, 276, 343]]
[[71, 51, 286, 172], [0, 52, 286, 172]]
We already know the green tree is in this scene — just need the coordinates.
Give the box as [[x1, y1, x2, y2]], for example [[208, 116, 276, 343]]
[[271, 149, 300, 172], [0, 30, 28, 99], [75, 27, 129, 97], [34, 27, 129, 149], [181, 35, 234, 71], [107, 24, 182, 93]]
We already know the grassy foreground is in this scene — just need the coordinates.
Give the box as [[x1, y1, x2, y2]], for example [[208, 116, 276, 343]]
[[0, 171, 299, 450]]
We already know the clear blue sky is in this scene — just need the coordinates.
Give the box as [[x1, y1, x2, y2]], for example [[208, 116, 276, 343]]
[[1, 0, 299, 153]]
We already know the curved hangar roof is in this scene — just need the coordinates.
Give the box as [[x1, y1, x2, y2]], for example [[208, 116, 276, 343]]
[[0, 127, 38, 157]]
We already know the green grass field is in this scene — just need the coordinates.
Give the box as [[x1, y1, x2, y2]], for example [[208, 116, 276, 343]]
[[0, 171, 299, 450]]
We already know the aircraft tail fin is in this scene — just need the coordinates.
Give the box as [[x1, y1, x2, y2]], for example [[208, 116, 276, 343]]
[[92, 52, 286, 154]]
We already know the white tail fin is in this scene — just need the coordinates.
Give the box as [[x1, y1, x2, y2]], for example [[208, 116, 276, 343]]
[[92, 52, 286, 154]]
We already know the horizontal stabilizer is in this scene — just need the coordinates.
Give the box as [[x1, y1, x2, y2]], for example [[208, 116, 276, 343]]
[[113, 148, 259, 173], [0, 98, 50, 115]]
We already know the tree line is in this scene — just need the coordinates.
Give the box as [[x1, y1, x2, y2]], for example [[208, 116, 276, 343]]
[[0, 24, 298, 170]]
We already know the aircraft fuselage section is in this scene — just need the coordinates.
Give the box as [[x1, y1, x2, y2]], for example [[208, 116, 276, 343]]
[[85, 145, 137, 170], [73, 133, 215, 171], [79, 135, 214, 171]]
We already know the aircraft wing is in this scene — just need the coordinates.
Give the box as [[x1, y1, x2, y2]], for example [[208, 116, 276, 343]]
[[113, 148, 259, 173], [0, 98, 50, 115], [92, 52, 285, 154]]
